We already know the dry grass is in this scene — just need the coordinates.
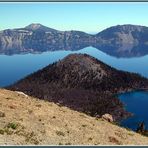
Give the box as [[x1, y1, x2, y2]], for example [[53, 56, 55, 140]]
[[0, 88, 148, 145]]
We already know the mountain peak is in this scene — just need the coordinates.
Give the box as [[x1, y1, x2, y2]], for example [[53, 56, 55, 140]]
[[56, 53, 106, 78], [25, 23, 57, 32], [25, 23, 44, 30]]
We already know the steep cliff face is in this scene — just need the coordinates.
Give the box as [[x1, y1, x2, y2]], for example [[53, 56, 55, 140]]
[[0, 29, 30, 54], [0, 24, 92, 54], [96, 25, 148, 46], [94, 25, 148, 57], [23, 30, 92, 52]]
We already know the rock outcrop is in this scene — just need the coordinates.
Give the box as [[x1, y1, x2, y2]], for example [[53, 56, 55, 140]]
[[102, 114, 114, 122]]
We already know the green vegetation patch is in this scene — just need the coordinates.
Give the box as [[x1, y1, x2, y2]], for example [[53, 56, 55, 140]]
[[0, 129, 5, 135], [0, 122, 20, 135], [6, 122, 19, 130]]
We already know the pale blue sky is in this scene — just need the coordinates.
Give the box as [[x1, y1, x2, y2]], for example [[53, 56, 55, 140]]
[[0, 2, 148, 33]]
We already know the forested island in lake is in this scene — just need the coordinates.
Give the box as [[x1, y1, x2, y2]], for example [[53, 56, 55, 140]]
[[8, 53, 148, 121]]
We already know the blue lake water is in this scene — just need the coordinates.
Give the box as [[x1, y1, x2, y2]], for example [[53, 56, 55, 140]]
[[119, 91, 148, 131], [0, 47, 148, 87], [0, 46, 148, 130]]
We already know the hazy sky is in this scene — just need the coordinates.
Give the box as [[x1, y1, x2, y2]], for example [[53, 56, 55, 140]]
[[0, 2, 148, 33]]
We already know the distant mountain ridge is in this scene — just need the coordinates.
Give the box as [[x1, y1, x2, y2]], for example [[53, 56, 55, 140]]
[[0, 23, 148, 57], [8, 53, 148, 120], [0, 23, 92, 54], [94, 24, 148, 57]]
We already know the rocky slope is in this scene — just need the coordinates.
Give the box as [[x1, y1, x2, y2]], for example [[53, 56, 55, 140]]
[[0, 23, 92, 55], [94, 24, 148, 57], [1, 89, 148, 145], [8, 54, 148, 120], [1, 24, 148, 57]]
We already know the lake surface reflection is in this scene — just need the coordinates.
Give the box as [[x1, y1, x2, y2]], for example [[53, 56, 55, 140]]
[[0, 47, 148, 87]]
